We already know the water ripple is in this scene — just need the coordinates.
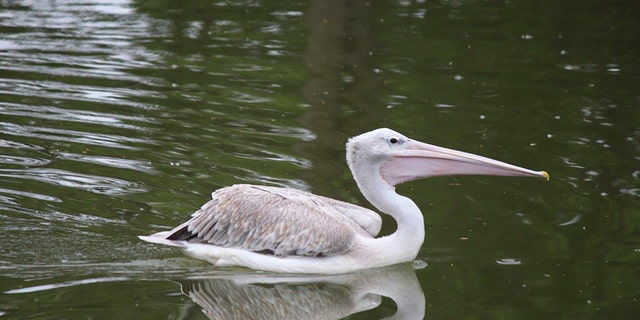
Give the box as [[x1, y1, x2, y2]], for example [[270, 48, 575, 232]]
[[0, 64, 164, 89], [0, 139, 44, 151], [554, 212, 582, 226], [0, 79, 160, 110], [0, 102, 155, 131], [0, 168, 145, 196], [0, 187, 61, 203], [233, 148, 311, 169], [0, 155, 49, 167], [5, 276, 130, 294], [56, 152, 157, 174], [29, 210, 127, 227], [0, 122, 153, 150]]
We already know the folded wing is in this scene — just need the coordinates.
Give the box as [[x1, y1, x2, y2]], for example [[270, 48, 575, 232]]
[[163, 185, 382, 257]]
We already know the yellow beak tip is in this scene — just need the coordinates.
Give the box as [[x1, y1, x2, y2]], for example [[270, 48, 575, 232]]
[[541, 171, 550, 181]]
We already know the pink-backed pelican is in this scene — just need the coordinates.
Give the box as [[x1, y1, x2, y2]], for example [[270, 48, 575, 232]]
[[140, 128, 548, 274]]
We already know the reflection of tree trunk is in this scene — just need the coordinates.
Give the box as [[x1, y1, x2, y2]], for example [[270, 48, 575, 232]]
[[296, 0, 383, 200]]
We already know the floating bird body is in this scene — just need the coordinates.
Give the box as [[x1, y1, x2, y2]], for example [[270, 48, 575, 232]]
[[140, 128, 548, 274]]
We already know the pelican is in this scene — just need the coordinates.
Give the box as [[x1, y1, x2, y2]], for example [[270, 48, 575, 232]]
[[140, 128, 548, 274]]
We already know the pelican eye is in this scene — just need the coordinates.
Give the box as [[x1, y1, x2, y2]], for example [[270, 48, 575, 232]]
[[388, 137, 403, 146]]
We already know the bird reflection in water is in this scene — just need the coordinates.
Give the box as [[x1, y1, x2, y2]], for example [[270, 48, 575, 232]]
[[177, 263, 423, 320]]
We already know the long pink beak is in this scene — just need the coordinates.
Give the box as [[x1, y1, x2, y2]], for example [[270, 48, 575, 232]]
[[380, 139, 549, 186]]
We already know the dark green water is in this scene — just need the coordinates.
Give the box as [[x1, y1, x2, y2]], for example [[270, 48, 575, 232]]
[[0, 0, 638, 319]]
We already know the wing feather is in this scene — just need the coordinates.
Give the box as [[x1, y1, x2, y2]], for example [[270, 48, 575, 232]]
[[165, 185, 380, 257]]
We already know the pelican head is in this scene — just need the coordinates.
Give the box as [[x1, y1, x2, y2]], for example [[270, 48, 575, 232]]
[[347, 128, 549, 188]]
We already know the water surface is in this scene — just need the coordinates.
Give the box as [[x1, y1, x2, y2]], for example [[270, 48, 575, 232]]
[[0, 0, 638, 319]]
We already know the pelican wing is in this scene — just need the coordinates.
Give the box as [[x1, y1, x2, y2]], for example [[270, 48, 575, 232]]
[[248, 185, 382, 237], [164, 185, 381, 257]]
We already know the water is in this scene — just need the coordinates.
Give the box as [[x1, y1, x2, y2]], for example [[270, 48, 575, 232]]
[[0, 0, 638, 318]]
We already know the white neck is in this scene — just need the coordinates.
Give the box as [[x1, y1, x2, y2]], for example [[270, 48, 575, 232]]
[[352, 165, 425, 266]]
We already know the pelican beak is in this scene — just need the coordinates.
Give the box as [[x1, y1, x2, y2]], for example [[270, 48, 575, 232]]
[[380, 139, 549, 186]]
